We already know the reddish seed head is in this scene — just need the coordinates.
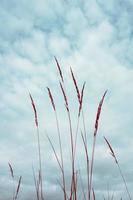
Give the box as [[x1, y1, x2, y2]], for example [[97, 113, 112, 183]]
[[60, 82, 69, 112], [94, 90, 107, 136], [70, 67, 81, 104], [54, 56, 64, 83], [78, 82, 86, 117], [104, 136, 118, 164], [47, 87, 56, 111], [29, 93, 38, 127], [8, 162, 14, 178]]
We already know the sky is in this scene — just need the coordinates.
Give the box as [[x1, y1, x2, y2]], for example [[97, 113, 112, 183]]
[[0, 0, 133, 199]]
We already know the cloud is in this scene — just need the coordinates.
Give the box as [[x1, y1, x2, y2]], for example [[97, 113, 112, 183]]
[[0, 0, 133, 199]]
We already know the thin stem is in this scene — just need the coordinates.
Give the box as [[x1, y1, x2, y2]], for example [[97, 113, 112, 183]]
[[104, 137, 131, 200], [82, 110, 87, 146], [117, 163, 131, 200], [59, 73, 77, 200], [89, 91, 107, 199], [47, 135, 63, 171], [67, 110, 77, 200], [32, 166, 40, 200], [37, 127, 44, 200], [82, 112, 90, 200], [73, 115, 80, 160], [56, 179, 69, 200], [81, 109, 90, 200], [79, 170, 86, 200], [55, 110, 67, 200], [89, 136, 96, 200], [81, 132, 89, 200], [13, 178, 15, 200]]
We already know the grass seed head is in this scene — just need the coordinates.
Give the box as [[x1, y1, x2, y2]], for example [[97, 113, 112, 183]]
[[94, 90, 107, 136], [47, 87, 56, 111], [54, 57, 64, 83], [8, 162, 14, 179], [29, 93, 38, 127], [70, 67, 81, 104]]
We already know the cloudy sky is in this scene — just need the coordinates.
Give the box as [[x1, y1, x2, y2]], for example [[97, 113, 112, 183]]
[[0, 0, 133, 199]]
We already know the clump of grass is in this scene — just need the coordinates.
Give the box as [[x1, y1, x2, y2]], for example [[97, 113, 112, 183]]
[[27, 57, 131, 200]]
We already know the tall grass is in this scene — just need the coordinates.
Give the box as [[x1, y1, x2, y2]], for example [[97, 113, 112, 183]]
[[24, 58, 132, 200]]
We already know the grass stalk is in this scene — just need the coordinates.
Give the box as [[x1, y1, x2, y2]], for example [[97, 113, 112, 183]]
[[89, 135, 96, 200], [59, 81, 77, 200], [67, 110, 77, 200], [56, 179, 70, 200], [55, 59, 78, 200], [47, 135, 63, 171], [82, 110, 87, 147], [117, 164, 131, 200], [92, 188, 95, 200], [47, 87, 67, 200], [81, 132, 90, 200], [29, 93, 44, 200], [14, 176, 22, 200], [104, 137, 131, 200], [32, 166, 40, 200], [37, 126, 44, 200], [55, 110, 67, 200], [79, 169, 86, 200], [89, 91, 107, 200]]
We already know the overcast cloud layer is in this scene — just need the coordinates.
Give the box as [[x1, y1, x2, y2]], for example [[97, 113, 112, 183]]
[[0, 0, 133, 199]]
